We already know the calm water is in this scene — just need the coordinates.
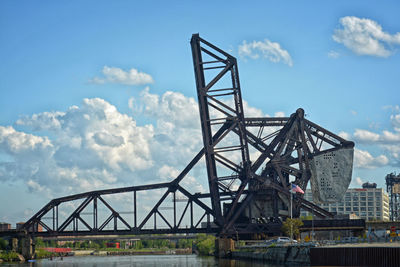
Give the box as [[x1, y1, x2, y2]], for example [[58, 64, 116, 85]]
[[0, 254, 287, 267]]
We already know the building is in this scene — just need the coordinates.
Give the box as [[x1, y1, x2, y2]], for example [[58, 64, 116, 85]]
[[0, 222, 11, 231], [301, 183, 390, 221], [16, 222, 25, 230], [16, 222, 43, 232]]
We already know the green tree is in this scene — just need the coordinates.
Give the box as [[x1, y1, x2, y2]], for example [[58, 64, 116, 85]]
[[74, 241, 81, 248], [49, 240, 57, 248], [80, 241, 89, 249], [62, 242, 73, 248], [195, 234, 215, 256], [0, 238, 8, 250], [89, 241, 100, 249], [178, 239, 193, 249], [134, 240, 143, 250], [169, 241, 176, 249], [34, 237, 45, 248], [281, 218, 303, 239]]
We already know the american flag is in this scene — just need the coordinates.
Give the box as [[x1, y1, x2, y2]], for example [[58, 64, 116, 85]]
[[291, 183, 305, 194]]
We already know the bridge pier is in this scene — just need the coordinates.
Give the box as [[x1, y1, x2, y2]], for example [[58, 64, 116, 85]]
[[215, 237, 234, 258], [11, 238, 18, 251], [19, 235, 35, 260]]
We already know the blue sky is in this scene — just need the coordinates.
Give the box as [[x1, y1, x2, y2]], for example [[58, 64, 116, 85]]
[[1, 1, 399, 225]]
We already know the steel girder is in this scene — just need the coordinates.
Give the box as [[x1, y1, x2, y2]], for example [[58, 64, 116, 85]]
[[190, 34, 354, 236], [191, 34, 251, 226]]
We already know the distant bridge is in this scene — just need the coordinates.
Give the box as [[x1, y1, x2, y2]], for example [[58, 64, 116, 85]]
[[41, 234, 198, 242]]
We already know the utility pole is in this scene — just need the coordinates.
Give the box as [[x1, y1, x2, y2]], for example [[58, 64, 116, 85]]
[[312, 208, 314, 241], [290, 183, 293, 242]]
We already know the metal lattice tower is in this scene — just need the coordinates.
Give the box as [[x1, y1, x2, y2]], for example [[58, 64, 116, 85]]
[[386, 173, 400, 221]]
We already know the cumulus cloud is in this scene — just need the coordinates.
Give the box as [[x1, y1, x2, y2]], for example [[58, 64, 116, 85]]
[[90, 66, 154, 85], [138, 87, 200, 129], [391, 113, 400, 131], [239, 39, 293, 66], [93, 132, 124, 147], [333, 16, 400, 57], [0, 126, 53, 155], [2, 98, 156, 197], [349, 107, 400, 167], [354, 129, 380, 142], [354, 148, 389, 169], [16, 111, 65, 131], [354, 128, 400, 144]]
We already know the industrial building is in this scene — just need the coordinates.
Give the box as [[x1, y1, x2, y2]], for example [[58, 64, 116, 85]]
[[0, 222, 11, 231], [301, 183, 389, 221]]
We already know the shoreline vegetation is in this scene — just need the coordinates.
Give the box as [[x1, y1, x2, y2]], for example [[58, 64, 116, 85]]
[[0, 234, 216, 262]]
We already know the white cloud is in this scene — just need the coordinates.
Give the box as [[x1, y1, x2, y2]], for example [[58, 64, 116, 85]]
[[90, 66, 154, 85], [333, 16, 400, 57], [2, 98, 156, 197], [349, 108, 400, 167], [138, 87, 200, 129], [338, 131, 351, 140], [354, 129, 380, 142], [391, 114, 400, 131], [354, 177, 364, 186], [274, 111, 286, 117], [0, 126, 53, 155], [354, 128, 400, 144], [382, 144, 400, 166], [93, 132, 125, 147], [383, 105, 400, 113], [354, 148, 389, 169], [239, 39, 293, 66], [328, 50, 340, 58], [16, 111, 65, 131]]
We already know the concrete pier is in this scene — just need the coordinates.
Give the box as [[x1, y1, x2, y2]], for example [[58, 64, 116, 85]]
[[232, 245, 310, 265], [215, 238, 234, 258]]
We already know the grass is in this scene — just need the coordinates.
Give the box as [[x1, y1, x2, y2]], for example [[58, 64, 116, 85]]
[[35, 249, 57, 259], [0, 251, 20, 262]]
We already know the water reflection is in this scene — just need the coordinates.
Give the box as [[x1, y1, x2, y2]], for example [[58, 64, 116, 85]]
[[1, 255, 287, 267]]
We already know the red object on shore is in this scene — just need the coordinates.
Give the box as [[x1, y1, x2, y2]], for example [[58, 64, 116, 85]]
[[106, 242, 120, 248], [44, 247, 72, 253]]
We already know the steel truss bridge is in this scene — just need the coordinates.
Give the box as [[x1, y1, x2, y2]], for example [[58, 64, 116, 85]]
[[2, 34, 354, 239]]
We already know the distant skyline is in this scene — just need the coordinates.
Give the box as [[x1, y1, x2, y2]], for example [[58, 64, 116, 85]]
[[1, 1, 399, 224]]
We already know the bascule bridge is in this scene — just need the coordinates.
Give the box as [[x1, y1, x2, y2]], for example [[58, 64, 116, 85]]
[[1, 34, 355, 258]]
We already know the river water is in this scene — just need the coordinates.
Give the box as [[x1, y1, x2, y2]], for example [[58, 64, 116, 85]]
[[1, 254, 286, 266]]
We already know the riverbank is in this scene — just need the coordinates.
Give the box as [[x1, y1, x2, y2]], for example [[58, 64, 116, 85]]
[[232, 245, 310, 266], [0, 251, 25, 263], [0, 248, 192, 263], [72, 248, 192, 257]]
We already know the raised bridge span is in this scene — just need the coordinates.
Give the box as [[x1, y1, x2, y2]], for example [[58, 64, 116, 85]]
[[1, 35, 355, 248]]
